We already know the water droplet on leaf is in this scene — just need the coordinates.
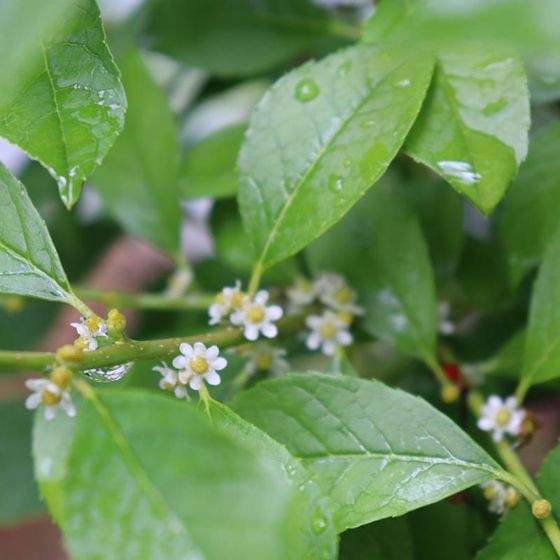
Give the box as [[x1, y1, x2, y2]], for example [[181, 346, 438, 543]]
[[82, 362, 133, 383], [295, 78, 319, 102], [312, 511, 327, 534]]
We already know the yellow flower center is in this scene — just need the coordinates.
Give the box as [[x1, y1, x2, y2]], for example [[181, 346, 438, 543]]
[[191, 356, 209, 374], [85, 316, 104, 333], [215, 293, 227, 306], [42, 389, 61, 406], [247, 306, 265, 324], [74, 336, 90, 351], [231, 292, 245, 309], [257, 353, 273, 370], [335, 287, 354, 304], [483, 485, 498, 500], [320, 322, 338, 339], [50, 367, 73, 389], [161, 380, 175, 391], [496, 408, 512, 427]]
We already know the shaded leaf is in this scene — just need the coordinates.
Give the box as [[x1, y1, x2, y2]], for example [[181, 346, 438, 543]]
[[406, 49, 529, 214], [239, 43, 433, 271], [93, 48, 181, 254], [232, 373, 504, 532], [0, 0, 126, 208], [307, 183, 437, 361], [33, 390, 310, 560], [0, 163, 84, 310]]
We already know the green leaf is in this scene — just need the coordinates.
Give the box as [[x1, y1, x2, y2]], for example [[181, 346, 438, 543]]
[[473, 330, 526, 379], [180, 125, 245, 200], [500, 122, 560, 285], [0, 0, 126, 208], [239, 43, 433, 271], [0, 162, 85, 310], [33, 390, 310, 560], [148, 0, 351, 76], [406, 49, 530, 214], [231, 373, 504, 532], [521, 229, 560, 387], [307, 182, 437, 361], [210, 401, 338, 560], [93, 47, 182, 254], [476, 441, 560, 560], [0, 400, 43, 524]]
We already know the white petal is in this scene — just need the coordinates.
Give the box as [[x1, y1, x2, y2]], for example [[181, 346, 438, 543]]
[[193, 342, 206, 355], [492, 429, 504, 442], [487, 395, 503, 411], [173, 356, 188, 369], [25, 378, 47, 391], [88, 338, 98, 351], [179, 343, 193, 357], [189, 376, 203, 390], [204, 371, 221, 386], [322, 341, 337, 356], [306, 315, 322, 329], [266, 305, 283, 321], [44, 406, 57, 421], [261, 323, 278, 339], [212, 357, 227, 371], [477, 417, 495, 431], [61, 399, 76, 418], [230, 311, 243, 325], [504, 396, 518, 410], [244, 325, 260, 341], [306, 333, 321, 350], [206, 345, 219, 360], [254, 290, 269, 305], [175, 386, 188, 399], [25, 392, 42, 410], [337, 330, 353, 346]]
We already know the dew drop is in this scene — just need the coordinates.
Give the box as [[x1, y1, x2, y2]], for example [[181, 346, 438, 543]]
[[82, 362, 133, 383], [312, 511, 327, 534], [328, 175, 344, 194], [337, 61, 352, 76], [397, 79, 411, 87], [295, 78, 319, 102], [361, 119, 375, 128]]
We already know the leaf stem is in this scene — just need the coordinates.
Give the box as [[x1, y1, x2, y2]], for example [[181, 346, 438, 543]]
[[514, 378, 530, 404], [248, 262, 264, 297], [74, 287, 214, 311]]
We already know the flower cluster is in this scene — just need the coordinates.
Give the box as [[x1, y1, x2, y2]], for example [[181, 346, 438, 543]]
[[71, 315, 108, 351], [238, 342, 289, 376], [154, 342, 227, 398], [25, 366, 76, 421], [480, 480, 520, 514], [208, 282, 283, 342], [287, 272, 363, 356], [477, 395, 525, 442]]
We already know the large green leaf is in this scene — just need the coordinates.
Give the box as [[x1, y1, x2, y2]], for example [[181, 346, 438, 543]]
[[93, 48, 181, 254], [406, 49, 530, 215], [500, 122, 560, 285], [521, 229, 560, 388], [232, 374, 504, 532], [33, 390, 310, 560], [477, 441, 560, 559], [238, 44, 433, 271], [0, 163, 85, 310], [210, 401, 337, 559], [0, 400, 43, 524], [180, 124, 245, 200], [148, 0, 351, 76], [0, 0, 126, 208], [307, 183, 437, 361]]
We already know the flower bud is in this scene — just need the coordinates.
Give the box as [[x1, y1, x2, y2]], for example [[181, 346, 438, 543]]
[[441, 383, 460, 403], [56, 344, 83, 364], [50, 366, 73, 389], [107, 308, 127, 333], [504, 487, 520, 509], [532, 499, 552, 519]]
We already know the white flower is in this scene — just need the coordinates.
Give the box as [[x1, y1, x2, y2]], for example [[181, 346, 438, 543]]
[[306, 310, 353, 356], [153, 362, 188, 399], [208, 281, 245, 325], [25, 378, 76, 421], [477, 395, 525, 442], [480, 481, 507, 514], [242, 343, 290, 376], [172, 342, 227, 390], [71, 316, 107, 351], [315, 272, 363, 315], [230, 290, 283, 341], [287, 277, 317, 312], [438, 301, 455, 335]]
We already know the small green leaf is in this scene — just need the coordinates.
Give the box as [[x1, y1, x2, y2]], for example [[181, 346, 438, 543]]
[[148, 0, 351, 76], [93, 48, 182, 254], [307, 182, 437, 361], [232, 373, 504, 532], [239, 44, 433, 271], [33, 391, 310, 560], [500, 122, 560, 285], [476, 441, 560, 560], [521, 229, 560, 387], [181, 124, 245, 200], [0, 0, 126, 208], [406, 48, 530, 214], [0, 400, 43, 524], [0, 163, 85, 311]]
